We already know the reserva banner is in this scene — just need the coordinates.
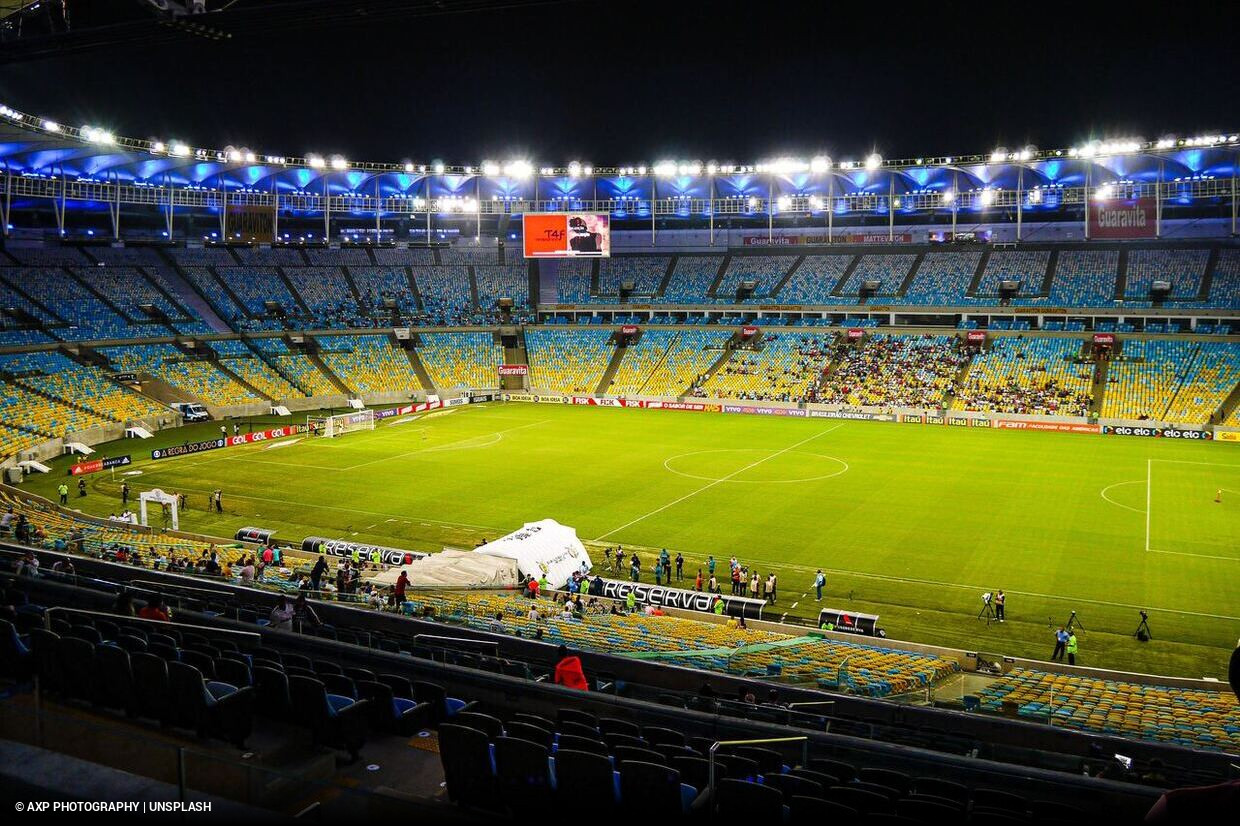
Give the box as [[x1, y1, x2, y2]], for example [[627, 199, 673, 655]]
[[302, 536, 427, 565], [599, 579, 767, 620], [1102, 425, 1213, 440], [995, 420, 1101, 434], [68, 455, 132, 476], [498, 364, 529, 376]]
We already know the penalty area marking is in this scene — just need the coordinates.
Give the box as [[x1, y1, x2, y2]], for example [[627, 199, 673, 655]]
[[1099, 480, 1146, 514], [663, 448, 849, 484]]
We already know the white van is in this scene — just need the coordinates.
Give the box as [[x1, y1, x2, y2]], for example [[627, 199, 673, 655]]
[[170, 402, 209, 422]]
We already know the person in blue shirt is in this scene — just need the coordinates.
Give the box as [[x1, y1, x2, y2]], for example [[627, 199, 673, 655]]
[[707, 555, 716, 577], [654, 559, 664, 586], [814, 570, 826, 601], [1052, 627, 1069, 661]]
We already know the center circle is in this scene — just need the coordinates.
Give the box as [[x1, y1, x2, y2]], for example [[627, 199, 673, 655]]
[[663, 448, 849, 484]]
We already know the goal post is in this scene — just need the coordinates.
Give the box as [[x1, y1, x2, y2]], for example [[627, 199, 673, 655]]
[[306, 409, 375, 438]]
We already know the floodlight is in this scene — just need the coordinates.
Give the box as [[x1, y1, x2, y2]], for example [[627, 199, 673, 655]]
[[307, 155, 326, 169], [1095, 183, 1113, 201], [228, 149, 242, 162], [706, 161, 718, 175], [504, 160, 532, 178], [865, 153, 882, 170], [404, 162, 415, 173], [990, 149, 1006, 164], [810, 156, 832, 173], [776, 195, 791, 210], [42, 120, 60, 132], [653, 161, 677, 177], [330, 156, 348, 170], [482, 161, 500, 176], [568, 161, 582, 177], [942, 190, 956, 204], [637, 165, 647, 175], [980, 189, 995, 207], [808, 195, 823, 210], [433, 162, 445, 174], [170, 142, 191, 157]]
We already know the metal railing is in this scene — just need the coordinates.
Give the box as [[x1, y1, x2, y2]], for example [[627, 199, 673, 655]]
[[707, 735, 808, 795]]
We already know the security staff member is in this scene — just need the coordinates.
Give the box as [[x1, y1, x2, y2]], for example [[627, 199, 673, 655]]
[[58, 482, 69, 505], [1067, 631, 1079, 666]]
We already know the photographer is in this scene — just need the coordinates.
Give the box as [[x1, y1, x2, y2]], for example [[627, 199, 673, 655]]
[[995, 589, 1005, 622]]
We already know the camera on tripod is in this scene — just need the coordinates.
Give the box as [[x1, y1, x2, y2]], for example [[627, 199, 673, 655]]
[[981, 592, 992, 604], [1135, 610, 1152, 641]]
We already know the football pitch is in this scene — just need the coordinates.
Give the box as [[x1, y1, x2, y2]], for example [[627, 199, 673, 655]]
[[26, 401, 1240, 680]]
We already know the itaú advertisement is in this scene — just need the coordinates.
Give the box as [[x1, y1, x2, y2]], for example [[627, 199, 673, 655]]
[[522, 213, 610, 258], [1090, 197, 1156, 239]]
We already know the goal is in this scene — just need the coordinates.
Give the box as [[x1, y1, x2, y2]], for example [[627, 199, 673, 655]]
[[307, 409, 375, 438]]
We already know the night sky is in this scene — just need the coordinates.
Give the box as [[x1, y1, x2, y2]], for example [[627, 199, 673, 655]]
[[1, 0, 1236, 167]]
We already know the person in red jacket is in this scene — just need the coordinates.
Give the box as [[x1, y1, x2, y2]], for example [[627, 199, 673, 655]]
[[553, 645, 588, 691], [138, 594, 170, 622]]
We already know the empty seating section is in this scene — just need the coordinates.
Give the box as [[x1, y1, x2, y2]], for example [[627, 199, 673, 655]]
[[305, 247, 371, 266], [661, 256, 720, 303], [99, 344, 259, 406], [838, 254, 914, 298], [166, 247, 237, 267], [317, 335, 420, 394], [1162, 342, 1239, 422], [86, 246, 165, 266], [901, 252, 979, 304], [0, 354, 114, 435], [372, 247, 436, 265], [1049, 250, 1118, 306], [983, 668, 1240, 752], [1125, 249, 1207, 303], [213, 339, 302, 399], [232, 247, 306, 266], [0, 421, 44, 457], [474, 265, 530, 312], [215, 267, 301, 318], [0, 276, 59, 321], [641, 329, 731, 396], [283, 267, 360, 326], [819, 334, 966, 407], [0, 329, 53, 346], [976, 250, 1050, 299], [248, 338, 335, 396], [1101, 340, 1199, 421], [418, 332, 501, 390], [1206, 248, 1240, 309], [6, 246, 90, 265], [525, 328, 613, 394], [554, 259, 593, 302], [598, 256, 668, 299], [777, 255, 851, 304], [698, 334, 833, 402], [350, 267, 416, 316], [439, 244, 499, 265], [3, 351, 163, 423], [953, 337, 1092, 416], [607, 330, 677, 395], [443, 592, 958, 697], [180, 267, 249, 325], [16, 268, 148, 340], [70, 267, 185, 322], [714, 256, 793, 302], [412, 266, 474, 324]]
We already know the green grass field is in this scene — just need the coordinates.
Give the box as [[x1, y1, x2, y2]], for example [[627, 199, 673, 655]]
[[23, 402, 1240, 680]]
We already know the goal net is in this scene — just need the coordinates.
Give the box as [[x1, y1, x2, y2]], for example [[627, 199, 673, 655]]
[[307, 409, 375, 438]]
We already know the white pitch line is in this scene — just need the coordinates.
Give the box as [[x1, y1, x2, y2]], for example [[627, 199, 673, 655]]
[[1100, 480, 1146, 514], [341, 419, 548, 471], [1145, 458, 1152, 553], [593, 424, 843, 541], [1147, 548, 1240, 563]]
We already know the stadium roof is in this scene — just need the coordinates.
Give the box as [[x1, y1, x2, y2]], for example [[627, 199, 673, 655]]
[[0, 104, 1234, 201]]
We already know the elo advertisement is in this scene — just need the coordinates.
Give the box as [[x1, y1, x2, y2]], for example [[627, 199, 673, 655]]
[[522, 213, 610, 258]]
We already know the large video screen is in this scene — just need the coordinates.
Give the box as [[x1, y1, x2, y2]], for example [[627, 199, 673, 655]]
[[522, 212, 610, 258]]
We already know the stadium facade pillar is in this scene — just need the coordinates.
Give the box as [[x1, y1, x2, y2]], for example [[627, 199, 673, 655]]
[[1016, 166, 1023, 241], [165, 173, 175, 241], [1232, 151, 1238, 236], [1083, 165, 1090, 241], [271, 177, 279, 241], [109, 170, 121, 240], [708, 172, 714, 246], [1155, 160, 1163, 238], [375, 177, 382, 236], [219, 174, 227, 240], [651, 176, 657, 247], [950, 170, 957, 238], [827, 173, 833, 243], [323, 174, 331, 240], [475, 174, 481, 241], [2, 163, 11, 237], [888, 174, 894, 241], [54, 166, 66, 236], [768, 174, 774, 244]]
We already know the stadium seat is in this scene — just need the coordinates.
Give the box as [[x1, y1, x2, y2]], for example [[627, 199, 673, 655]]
[[438, 723, 499, 809], [492, 735, 553, 794], [552, 749, 619, 809], [715, 778, 785, 818], [288, 674, 368, 760]]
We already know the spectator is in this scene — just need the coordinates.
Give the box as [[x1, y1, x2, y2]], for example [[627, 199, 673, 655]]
[[112, 591, 135, 617], [270, 596, 294, 630], [138, 594, 169, 622], [293, 592, 322, 630], [553, 645, 588, 691]]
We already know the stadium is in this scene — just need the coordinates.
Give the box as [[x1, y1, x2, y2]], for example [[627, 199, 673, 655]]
[[0, 0, 1236, 822]]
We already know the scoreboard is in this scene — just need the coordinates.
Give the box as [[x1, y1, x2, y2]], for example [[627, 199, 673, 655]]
[[523, 212, 610, 258]]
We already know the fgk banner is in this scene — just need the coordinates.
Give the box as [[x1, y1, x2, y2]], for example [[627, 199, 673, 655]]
[[1102, 425, 1212, 440], [302, 536, 427, 565], [69, 455, 132, 476], [1090, 198, 1156, 239], [817, 608, 880, 636], [996, 420, 1101, 435], [600, 580, 767, 620]]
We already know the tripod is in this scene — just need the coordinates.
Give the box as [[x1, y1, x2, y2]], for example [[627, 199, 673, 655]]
[[1065, 610, 1085, 632], [1134, 614, 1152, 639], [977, 599, 996, 625]]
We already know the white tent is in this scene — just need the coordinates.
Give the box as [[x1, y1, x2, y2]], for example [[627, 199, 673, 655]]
[[474, 519, 590, 586], [370, 550, 518, 588]]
